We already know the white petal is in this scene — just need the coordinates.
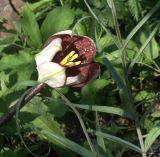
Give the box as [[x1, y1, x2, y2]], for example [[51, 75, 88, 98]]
[[35, 38, 62, 66], [37, 62, 66, 88], [66, 75, 83, 86], [54, 30, 72, 36]]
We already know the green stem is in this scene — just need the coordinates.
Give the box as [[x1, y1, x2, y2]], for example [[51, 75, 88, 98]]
[[108, 1, 146, 156], [59, 0, 63, 6], [55, 89, 98, 157]]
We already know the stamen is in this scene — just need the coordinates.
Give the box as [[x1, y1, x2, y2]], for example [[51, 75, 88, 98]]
[[60, 51, 81, 67], [64, 62, 74, 67], [69, 54, 79, 61], [65, 61, 81, 67], [60, 51, 75, 65], [74, 61, 81, 66]]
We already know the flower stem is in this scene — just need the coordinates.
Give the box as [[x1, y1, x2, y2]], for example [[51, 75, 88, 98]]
[[55, 89, 98, 157], [0, 83, 45, 127]]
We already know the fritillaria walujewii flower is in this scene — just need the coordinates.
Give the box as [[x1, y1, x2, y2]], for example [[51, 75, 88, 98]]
[[35, 30, 100, 88]]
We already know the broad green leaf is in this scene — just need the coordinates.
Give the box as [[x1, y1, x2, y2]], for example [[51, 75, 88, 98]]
[[128, 0, 141, 21], [40, 129, 93, 157], [98, 35, 112, 50], [73, 103, 133, 119], [139, 31, 159, 61], [29, 0, 53, 11], [144, 118, 154, 131], [0, 51, 33, 70], [89, 130, 142, 153], [48, 101, 68, 118], [21, 4, 42, 48], [134, 90, 155, 102], [0, 72, 9, 90], [74, 22, 87, 36], [80, 79, 110, 104], [41, 6, 75, 41], [91, 79, 110, 93], [144, 125, 160, 152], [151, 111, 160, 118], [0, 36, 16, 48]]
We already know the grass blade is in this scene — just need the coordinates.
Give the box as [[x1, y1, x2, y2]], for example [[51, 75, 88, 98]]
[[73, 103, 133, 119], [89, 130, 142, 153], [95, 112, 107, 155], [103, 57, 130, 103], [121, 1, 160, 54], [127, 23, 160, 75], [41, 129, 93, 157]]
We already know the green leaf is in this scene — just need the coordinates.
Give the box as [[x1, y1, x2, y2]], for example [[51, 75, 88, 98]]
[[139, 31, 159, 60], [127, 24, 160, 74], [151, 111, 160, 118], [73, 103, 133, 119], [91, 79, 110, 93], [41, 6, 75, 41], [74, 22, 87, 36], [48, 101, 68, 118], [95, 112, 106, 155], [89, 130, 142, 153], [121, 0, 160, 56], [0, 51, 33, 70], [128, 0, 141, 21], [103, 58, 130, 103], [98, 35, 112, 50], [29, 0, 53, 11], [134, 90, 155, 102], [40, 129, 93, 157], [144, 125, 160, 152], [0, 36, 16, 48], [80, 79, 110, 104], [21, 4, 42, 48]]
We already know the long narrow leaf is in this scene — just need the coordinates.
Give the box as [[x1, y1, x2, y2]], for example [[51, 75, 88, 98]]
[[127, 23, 160, 75], [73, 103, 133, 119], [83, 0, 119, 48], [144, 125, 160, 152], [41, 129, 93, 157], [89, 130, 142, 153], [103, 58, 130, 103], [95, 112, 107, 155], [121, 1, 160, 53]]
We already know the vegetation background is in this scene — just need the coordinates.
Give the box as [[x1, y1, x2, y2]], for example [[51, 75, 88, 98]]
[[0, 0, 160, 157]]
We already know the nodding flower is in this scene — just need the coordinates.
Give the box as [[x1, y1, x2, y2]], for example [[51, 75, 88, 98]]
[[35, 30, 100, 88]]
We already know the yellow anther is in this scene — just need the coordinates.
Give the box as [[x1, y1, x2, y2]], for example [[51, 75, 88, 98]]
[[60, 51, 81, 67], [60, 51, 75, 65], [74, 61, 81, 66], [65, 61, 81, 67], [64, 62, 75, 67], [69, 54, 79, 61]]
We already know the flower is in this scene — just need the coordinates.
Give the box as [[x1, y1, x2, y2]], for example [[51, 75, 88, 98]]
[[35, 30, 100, 88]]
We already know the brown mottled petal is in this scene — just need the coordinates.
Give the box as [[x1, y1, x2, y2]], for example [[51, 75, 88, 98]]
[[43, 34, 96, 64], [71, 35, 96, 64], [66, 63, 100, 87]]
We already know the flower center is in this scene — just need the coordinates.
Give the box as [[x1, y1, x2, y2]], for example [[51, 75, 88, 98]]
[[60, 51, 81, 67]]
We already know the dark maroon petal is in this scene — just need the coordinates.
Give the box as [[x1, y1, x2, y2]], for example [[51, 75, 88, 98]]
[[43, 34, 96, 64], [66, 63, 100, 87], [70, 35, 96, 64]]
